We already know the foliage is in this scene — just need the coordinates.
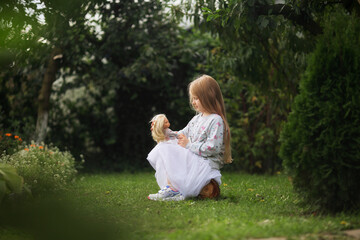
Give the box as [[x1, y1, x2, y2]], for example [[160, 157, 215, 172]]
[[279, 11, 360, 212], [223, 81, 280, 173], [0, 132, 24, 156], [0, 0, 103, 141], [172, 0, 316, 172], [195, 39, 298, 173], [0, 164, 24, 204], [1, 0, 213, 172], [0, 142, 79, 194], [46, 2, 210, 171]]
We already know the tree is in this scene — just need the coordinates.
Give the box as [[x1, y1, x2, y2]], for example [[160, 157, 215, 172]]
[[170, 0, 360, 173], [279, 12, 360, 212], [0, 0, 43, 137], [33, 0, 103, 143], [0, 0, 102, 142], [47, 0, 211, 170]]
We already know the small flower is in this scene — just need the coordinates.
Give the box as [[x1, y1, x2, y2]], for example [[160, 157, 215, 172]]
[[18, 138, 22, 142], [5, 133, 11, 137], [14, 135, 19, 139], [247, 188, 254, 192], [223, 183, 228, 187], [30, 144, 36, 147], [39, 146, 44, 150], [340, 221, 348, 225], [105, 190, 111, 195], [276, 171, 281, 175], [24, 148, 29, 151]]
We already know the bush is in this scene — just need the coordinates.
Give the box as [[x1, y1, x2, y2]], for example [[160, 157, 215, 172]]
[[0, 142, 80, 194], [219, 79, 283, 173], [279, 12, 360, 212], [0, 132, 24, 156]]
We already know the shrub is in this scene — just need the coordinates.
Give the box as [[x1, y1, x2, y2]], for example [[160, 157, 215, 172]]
[[220, 79, 283, 173], [279, 12, 360, 212], [0, 132, 24, 156], [0, 142, 80, 194], [0, 163, 24, 203]]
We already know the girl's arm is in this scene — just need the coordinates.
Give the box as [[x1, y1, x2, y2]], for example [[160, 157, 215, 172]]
[[186, 118, 224, 157]]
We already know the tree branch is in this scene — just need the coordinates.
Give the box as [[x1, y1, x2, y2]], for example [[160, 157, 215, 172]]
[[255, 4, 323, 36]]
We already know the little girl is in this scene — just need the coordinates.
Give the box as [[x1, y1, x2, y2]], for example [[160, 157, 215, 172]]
[[147, 75, 232, 201]]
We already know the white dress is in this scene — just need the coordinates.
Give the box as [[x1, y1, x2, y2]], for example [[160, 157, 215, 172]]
[[147, 114, 224, 198]]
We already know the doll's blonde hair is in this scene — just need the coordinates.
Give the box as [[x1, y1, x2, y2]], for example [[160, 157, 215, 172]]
[[189, 75, 233, 164], [150, 114, 167, 143]]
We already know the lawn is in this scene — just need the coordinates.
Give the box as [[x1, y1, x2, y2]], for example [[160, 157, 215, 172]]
[[1, 172, 360, 240]]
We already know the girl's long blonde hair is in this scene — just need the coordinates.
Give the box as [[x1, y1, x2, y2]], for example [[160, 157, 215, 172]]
[[189, 75, 232, 164], [150, 114, 167, 143]]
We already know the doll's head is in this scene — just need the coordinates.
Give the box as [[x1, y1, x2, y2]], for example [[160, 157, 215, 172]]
[[150, 114, 170, 143]]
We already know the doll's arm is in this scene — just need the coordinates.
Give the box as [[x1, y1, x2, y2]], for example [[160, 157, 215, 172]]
[[165, 128, 178, 140]]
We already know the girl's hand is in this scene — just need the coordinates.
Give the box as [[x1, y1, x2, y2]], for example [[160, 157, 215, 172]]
[[178, 134, 189, 148]]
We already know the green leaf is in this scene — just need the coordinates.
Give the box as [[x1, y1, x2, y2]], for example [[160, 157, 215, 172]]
[[0, 164, 23, 193], [201, 7, 212, 13], [260, 18, 269, 28]]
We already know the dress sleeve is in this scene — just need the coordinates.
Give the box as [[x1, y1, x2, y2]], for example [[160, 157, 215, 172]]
[[186, 118, 224, 157]]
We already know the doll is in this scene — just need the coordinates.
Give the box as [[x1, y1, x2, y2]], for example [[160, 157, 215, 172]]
[[150, 114, 178, 143]]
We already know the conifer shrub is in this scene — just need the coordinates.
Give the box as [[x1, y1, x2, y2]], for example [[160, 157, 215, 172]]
[[279, 13, 360, 212]]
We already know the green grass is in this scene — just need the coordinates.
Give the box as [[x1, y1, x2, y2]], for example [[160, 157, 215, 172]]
[[1, 172, 360, 239]]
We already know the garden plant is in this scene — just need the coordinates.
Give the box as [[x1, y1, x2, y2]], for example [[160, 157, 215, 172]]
[[279, 12, 360, 212]]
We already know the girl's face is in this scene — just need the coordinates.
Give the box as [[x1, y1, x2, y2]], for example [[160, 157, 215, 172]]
[[163, 118, 170, 129], [191, 95, 207, 115]]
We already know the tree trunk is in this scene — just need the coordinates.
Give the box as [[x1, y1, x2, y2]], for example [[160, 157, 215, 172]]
[[34, 47, 62, 143]]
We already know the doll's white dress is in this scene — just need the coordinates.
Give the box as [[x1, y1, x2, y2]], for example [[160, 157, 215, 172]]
[[147, 114, 224, 198]]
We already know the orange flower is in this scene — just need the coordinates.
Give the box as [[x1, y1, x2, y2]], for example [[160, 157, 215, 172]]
[[39, 146, 44, 150], [14, 135, 19, 139], [24, 148, 29, 151], [5, 133, 11, 137], [30, 144, 36, 147], [18, 138, 22, 142]]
